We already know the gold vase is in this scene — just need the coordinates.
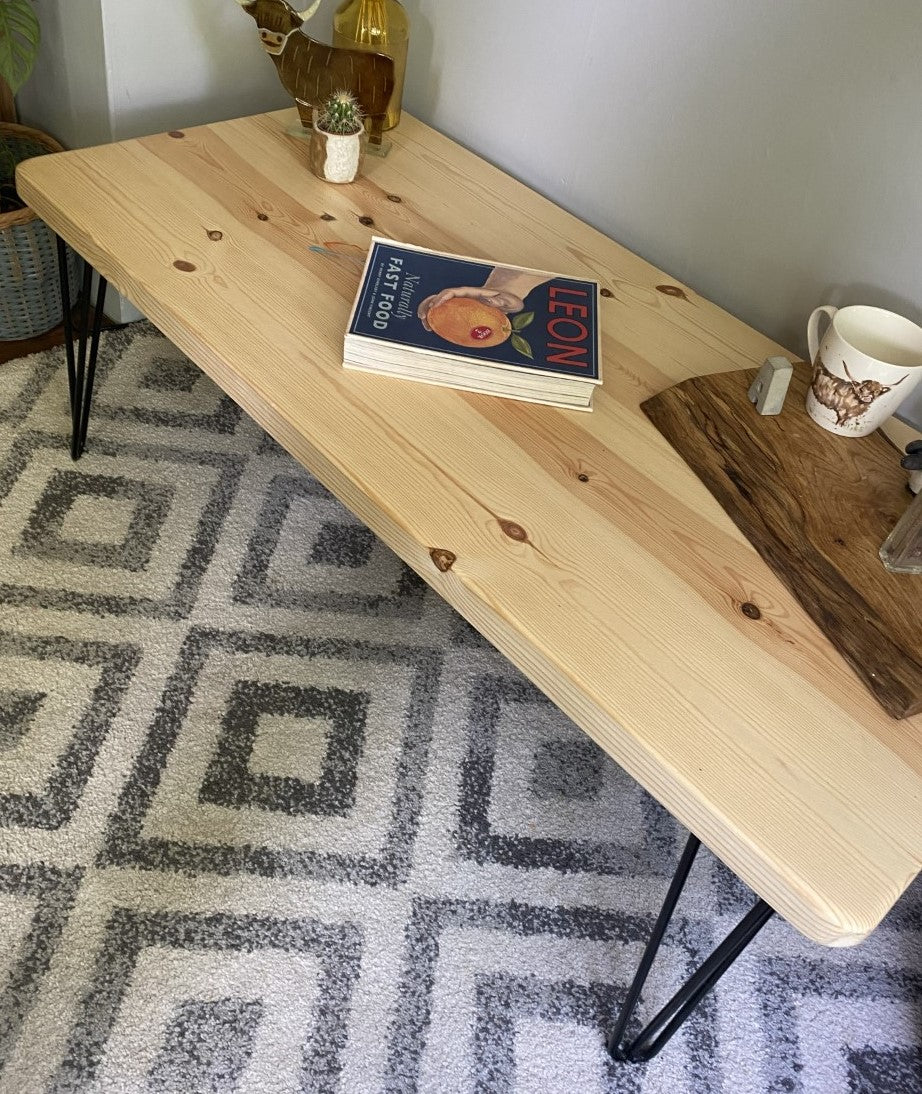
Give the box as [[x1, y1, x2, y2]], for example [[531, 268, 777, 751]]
[[332, 0, 409, 131]]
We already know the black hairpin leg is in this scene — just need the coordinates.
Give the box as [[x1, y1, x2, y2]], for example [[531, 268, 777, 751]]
[[57, 235, 77, 412], [608, 833, 774, 1063], [56, 236, 108, 460]]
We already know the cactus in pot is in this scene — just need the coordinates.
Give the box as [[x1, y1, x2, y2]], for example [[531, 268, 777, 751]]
[[310, 90, 366, 183], [318, 90, 363, 135]]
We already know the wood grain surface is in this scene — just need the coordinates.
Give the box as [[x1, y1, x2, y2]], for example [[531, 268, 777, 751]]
[[16, 109, 922, 947], [643, 366, 922, 718]]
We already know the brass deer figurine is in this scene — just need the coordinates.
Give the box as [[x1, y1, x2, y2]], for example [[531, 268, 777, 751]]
[[235, 0, 395, 146]]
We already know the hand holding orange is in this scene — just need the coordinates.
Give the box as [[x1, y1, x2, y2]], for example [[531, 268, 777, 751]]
[[425, 296, 513, 348]]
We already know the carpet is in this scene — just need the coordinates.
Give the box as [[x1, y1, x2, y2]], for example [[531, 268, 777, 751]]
[[0, 321, 920, 1093]]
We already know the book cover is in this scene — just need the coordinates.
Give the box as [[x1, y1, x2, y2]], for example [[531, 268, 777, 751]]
[[346, 239, 601, 383]]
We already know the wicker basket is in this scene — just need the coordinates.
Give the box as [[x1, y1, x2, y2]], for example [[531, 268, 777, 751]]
[[0, 122, 80, 341]]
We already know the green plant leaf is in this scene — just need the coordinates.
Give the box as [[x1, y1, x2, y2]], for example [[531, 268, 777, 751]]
[[0, 0, 40, 94], [510, 333, 533, 359], [512, 311, 534, 331]]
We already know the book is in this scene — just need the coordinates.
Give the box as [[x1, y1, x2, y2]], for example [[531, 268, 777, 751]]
[[344, 238, 602, 409]]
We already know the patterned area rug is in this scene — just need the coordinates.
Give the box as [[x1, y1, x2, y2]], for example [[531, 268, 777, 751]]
[[0, 321, 920, 1094]]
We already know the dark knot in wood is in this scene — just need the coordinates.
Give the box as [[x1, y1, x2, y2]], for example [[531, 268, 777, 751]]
[[358, 215, 375, 226], [430, 548, 456, 572], [206, 230, 223, 241], [577, 473, 590, 483], [321, 213, 336, 221], [386, 194, 402, 203], [168, 130, 185, 138], [500, 520, 528, 542], [741, 602, 762, 620], [656, 284, 688, 300], [173, 260, 196, 272], [600, 287, 614, 298]]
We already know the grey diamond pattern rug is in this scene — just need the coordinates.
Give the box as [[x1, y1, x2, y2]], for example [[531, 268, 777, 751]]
[[0, 321, 920, 1093]]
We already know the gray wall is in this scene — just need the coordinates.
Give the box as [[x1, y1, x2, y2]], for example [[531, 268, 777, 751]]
[[16, 0, 291, 148], [14, 0, 111, 148], [15, 0, 922, 426], [398, 0, 922, 428]]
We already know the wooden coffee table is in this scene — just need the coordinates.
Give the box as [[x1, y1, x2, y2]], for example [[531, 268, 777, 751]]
[[18, 109, 922, 1061]]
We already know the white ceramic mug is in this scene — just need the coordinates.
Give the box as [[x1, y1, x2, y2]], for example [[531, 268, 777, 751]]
[[806, 305, 922, 437]]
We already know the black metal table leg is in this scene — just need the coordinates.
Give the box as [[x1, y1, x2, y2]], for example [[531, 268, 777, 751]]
[[608, 832, 775, 1063], [55, 235, 108, 460], [69, 260, 93, 458], [74, 271, 108, 458], [56, 235, 77, 413]]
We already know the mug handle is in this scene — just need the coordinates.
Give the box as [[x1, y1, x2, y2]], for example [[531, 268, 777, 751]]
[[807, 305, 837, 365]]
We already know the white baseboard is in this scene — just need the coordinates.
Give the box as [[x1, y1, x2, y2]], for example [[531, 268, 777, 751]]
[[102, 284, 144, 325]]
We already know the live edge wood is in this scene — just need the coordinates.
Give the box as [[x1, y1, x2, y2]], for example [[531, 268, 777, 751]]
[[642, 366, 922, 719], [16, 109, 922, 949]]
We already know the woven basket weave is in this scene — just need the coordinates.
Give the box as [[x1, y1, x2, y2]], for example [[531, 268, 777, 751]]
[[0, 123, 80, 341]]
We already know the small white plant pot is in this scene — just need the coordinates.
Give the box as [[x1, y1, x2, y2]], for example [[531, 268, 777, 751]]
[[309, 126, 366, 184]]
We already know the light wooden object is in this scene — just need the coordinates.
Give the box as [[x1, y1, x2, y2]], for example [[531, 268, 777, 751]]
[[17, 109, 922, 947]]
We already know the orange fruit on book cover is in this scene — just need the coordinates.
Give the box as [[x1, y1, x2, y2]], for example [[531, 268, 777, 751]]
[[427, 297, 512, 348]]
